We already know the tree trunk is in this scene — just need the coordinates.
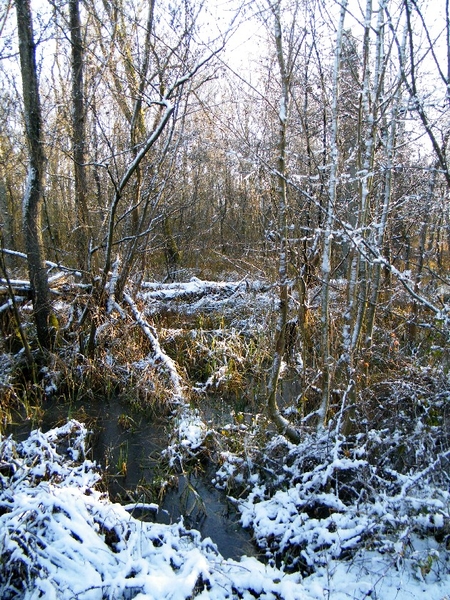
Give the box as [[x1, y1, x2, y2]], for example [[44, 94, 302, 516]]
[[114, 0, 156, 296], [341, 0, 377, 428], [266, 2, 300, 445], [365, 14, 407, 346], [318, 0, 348, 431], [70, 0, 89, 274], [15, 0, 51, 350]]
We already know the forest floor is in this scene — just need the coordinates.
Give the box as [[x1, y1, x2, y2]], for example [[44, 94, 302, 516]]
[[1, 277, 450, 599]]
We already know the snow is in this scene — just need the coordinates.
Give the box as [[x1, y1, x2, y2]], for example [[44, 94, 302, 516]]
[[1, 420, 449, 599], [139, 278, 275, 328], [0, 421, 305, 599], [1, 278, 450, 598]]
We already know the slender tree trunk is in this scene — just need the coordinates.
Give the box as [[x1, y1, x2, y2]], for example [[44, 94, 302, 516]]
[[70, 0, 89, 273], [365, 17, 407, 346], [318, 0, 348, 431], [266, 2, 300, 444], [15, 0, 51, 349], [115, 0, 156, 297], [347, 0, 374, 355], [341, 0, 376, 427], [409, 166, 436, 342]]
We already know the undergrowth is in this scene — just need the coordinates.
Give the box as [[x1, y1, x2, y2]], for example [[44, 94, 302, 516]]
[[1, 276, 450, 586], [213, 362, 450, 576]]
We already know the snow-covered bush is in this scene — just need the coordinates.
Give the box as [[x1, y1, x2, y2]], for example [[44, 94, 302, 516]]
[[0, 421, 310, 600], [163, 407, 216, 471], [237, 429, 449, 573], [215, 367, 450, 578]]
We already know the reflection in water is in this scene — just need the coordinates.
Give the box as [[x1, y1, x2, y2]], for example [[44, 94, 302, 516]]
[[95, 401, 258, 560], [9, 398, 258, 561]]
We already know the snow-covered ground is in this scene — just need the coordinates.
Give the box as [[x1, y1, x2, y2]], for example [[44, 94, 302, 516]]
[[1, 278, 449, 598], [1, 420, 449, 599]]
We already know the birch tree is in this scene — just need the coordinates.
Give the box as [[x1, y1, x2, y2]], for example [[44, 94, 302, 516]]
[[365, 7, 407, 347], [339, 0, 391, 419]]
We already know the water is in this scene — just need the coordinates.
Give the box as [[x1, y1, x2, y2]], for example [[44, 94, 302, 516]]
[[6, 398, 258, 561], [95, 401, 258, 560]]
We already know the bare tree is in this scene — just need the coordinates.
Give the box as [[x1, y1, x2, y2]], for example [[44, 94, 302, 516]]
[[317, 0, 348, 431], [70, 0, 89, 273], [82, 0, 228, 308], [365, 5, 407, 347], [265, 0, 304, 444], [393, 0, 450, 188], [15, 0, 51, 349]]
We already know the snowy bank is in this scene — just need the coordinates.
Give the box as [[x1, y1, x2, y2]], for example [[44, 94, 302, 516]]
[[1, 421, 449, 599], [0, 421, 303, 599]]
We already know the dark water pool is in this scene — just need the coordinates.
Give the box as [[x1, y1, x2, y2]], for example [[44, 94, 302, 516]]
[[6, 398, 258, 561]]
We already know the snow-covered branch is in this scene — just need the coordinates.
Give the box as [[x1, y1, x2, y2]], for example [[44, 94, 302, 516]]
[[123, 292, 184, 402]]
